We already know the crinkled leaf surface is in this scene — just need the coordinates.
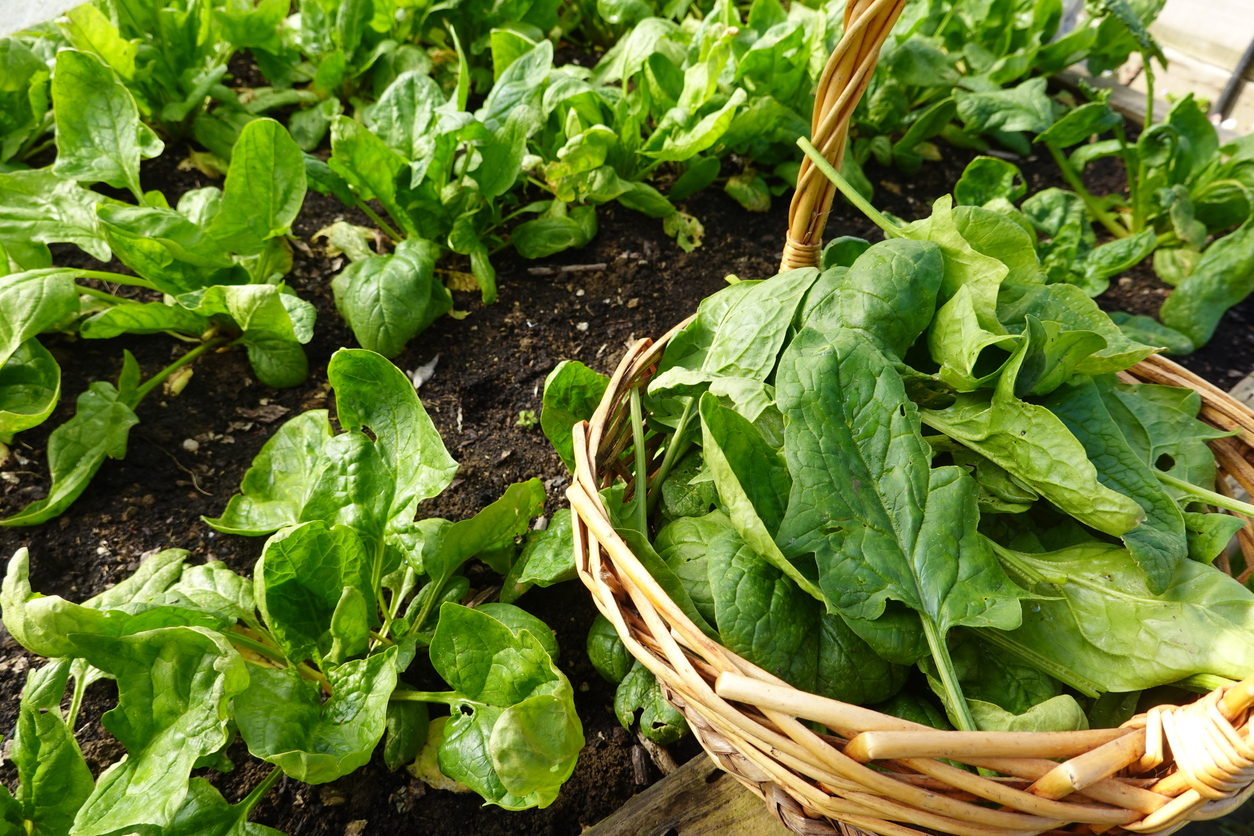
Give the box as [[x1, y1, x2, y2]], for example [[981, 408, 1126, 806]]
[[235, 648, 397, 784], [773, 328, 1028, 639], [432, 604, 582, 810], [68, 627, 247, 836], [204, 410, 334, 535]]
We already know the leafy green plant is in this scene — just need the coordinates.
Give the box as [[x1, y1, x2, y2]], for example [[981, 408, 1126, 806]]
[[0, 348, 583, 834], [848, 0, 1167, 174], [0, 28, 61, 168], [954, 86, 1254, 353], [52, 0, 260, 140], [546, 138, 1254, 738], [0, 51, 314, 524]]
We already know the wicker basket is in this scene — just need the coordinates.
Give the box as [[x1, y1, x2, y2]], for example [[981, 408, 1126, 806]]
[[565, 1, 1254, 834]]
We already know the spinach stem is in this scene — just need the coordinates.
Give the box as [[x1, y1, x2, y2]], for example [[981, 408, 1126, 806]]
[[354, 198, 404, 245], [1045, 142, 1129, 239], [75, 285, 131, 306], [1174, 673, 1234, 694], [74, 269, 161, 291], [921, 619, 977, 732], [241, 767, 282, 815], [646, 397, 695, 514], [389, 690, 463, 705], [797, 138, 902, 238], [1157, 471, 1254, 517], [229, 631, 333, 692], [1113, 123, 1140, 227], [133, 337, 230, 403], [1143, 57, 1155, 129], [629, 389, 649, 535], [411, 579, 445, 640], [67, 668, 88, 729]]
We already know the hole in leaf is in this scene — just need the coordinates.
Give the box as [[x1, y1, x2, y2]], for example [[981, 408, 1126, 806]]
[[459, 705, 474, 716], [1156, 453, 1176, 471], [972, 345, 1012, 379], [898, 405, 907, 418]]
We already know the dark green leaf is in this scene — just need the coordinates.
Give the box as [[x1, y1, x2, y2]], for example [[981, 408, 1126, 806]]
[[540, 360, 609, 472], [331, 239, 450, 358]]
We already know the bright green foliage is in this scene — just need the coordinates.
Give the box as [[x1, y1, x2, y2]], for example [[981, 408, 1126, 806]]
[[51, 50, 162, 201], [562, 161, 1254, 746], [2, 347, 582, 829], [332, 238, 451, 358], [235, 650, 399, 784], [541, 360, 610, 471], [992, 542, 1254, 692], [431, 604, 583, 809]]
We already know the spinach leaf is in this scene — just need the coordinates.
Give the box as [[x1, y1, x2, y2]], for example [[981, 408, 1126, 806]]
[[254, 520, 371, 666], [500, 510, 577, 604], [1, 379, 140, 527], [587, 614, 633, 684], [774, 327, 1029, 729], [166, 778, 284, 836], [649, 267, 820, 398], [613, 659, 688, 744], [1040, 377, 1186, 592], [204, 410, 335, 536], [801, 239, 943, 359], [920, 339, 1144, 539], [96, 205, 245, 296], [8, 663, 93, 835], [0, 338, 60, 442], [331, 238, 451, 358], [67, 627, 248, 836], [990, 541, 1254, 692], [207, 118, 306, 255], [235, 648, 398, 784], [431, 604, 583, 810], [540, 359, 609, 472], [1159, 219, 1254, 347], [51, 49, 162, 201], [0, 171, 110, 263]]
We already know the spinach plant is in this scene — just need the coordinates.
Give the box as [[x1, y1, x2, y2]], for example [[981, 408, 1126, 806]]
[[0, 348, 583, 834], [0, 50, 314, 525]]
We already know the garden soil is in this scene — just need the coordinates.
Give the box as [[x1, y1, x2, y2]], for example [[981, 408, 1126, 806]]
[[2, 136, 1253, 835]]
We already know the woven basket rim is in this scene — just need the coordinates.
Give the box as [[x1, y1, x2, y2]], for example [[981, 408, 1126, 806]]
[[565, 2, 1254, 833]]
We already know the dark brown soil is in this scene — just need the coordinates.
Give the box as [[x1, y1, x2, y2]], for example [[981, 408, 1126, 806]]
[[1, 131, 1251, 835]]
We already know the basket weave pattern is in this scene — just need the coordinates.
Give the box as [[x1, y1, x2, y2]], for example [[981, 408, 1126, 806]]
[[566, 2, 1254, 834]]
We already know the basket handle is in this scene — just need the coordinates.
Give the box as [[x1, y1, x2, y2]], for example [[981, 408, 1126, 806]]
[[780, 0, 908, 272]]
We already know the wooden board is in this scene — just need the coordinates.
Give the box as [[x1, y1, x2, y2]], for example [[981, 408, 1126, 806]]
[[584, 754, 794, 836]]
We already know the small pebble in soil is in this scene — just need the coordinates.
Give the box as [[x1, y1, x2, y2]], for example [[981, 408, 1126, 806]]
[[182, 439, 199, 452], [576, 322, 589, 331]]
